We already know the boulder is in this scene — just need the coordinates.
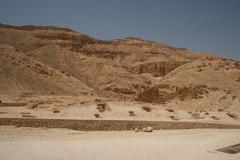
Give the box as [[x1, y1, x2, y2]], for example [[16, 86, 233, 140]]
[[142, 106, 152, 112], [191, 112, 202, 119], [128, 111, 136, 116], [144, 127, 153, 132], [166, 108, 174, 112], [134, 128, 140, 132], [94, 113, 101, 118], [226, 113, 239, 120], [53, 108, 60, 113], [211, 116, 220, 120], [170, 115, 179, 121], [96, 99, 110, 112]]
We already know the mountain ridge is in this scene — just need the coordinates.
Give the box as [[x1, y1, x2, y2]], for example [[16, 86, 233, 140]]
[[0, 23, 240, 111]]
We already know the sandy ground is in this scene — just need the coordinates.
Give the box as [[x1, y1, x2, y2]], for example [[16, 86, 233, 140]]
[[0, 126, 240, 160], [1, 104, 240, 125], [1, 95, 240, 125]]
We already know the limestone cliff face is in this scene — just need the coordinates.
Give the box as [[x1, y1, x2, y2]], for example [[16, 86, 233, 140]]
[[129, 61, 188, 77], [3, 22, 240, 109]]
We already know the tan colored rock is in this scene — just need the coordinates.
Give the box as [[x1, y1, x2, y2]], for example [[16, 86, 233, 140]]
[[134, 128, 139, 132], [137, 86, 159, 103], [128, 111, 136, 116], [145, 127, 153, 132], [142, 106, 153, 112]]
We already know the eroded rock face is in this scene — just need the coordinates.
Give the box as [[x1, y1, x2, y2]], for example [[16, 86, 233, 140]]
[[112, 87, 136, 94], [137, 86, 159, 103], [1, 23, 240, 108], [130, 61, 188, 77], [175, 85, 209, 100], [136, 85, 212, 103], [136, 86, 173, 103]]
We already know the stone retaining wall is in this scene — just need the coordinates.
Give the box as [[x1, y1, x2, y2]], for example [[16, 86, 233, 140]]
[[0, 118, 240, 131], [0, 103, 28, 107]]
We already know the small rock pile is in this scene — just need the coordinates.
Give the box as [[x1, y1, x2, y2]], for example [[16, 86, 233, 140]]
[[134, 126, 153, 133], [95, 99, 111, 113]]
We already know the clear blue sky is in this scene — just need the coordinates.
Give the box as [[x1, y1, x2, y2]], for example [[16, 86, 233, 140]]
[[0, 0, 240, 59]]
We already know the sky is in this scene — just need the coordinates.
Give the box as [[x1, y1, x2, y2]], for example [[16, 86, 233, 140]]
[[0, 0, 240, 59]]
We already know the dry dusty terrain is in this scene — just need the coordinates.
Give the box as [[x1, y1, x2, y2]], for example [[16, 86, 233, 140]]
[[0, 126, 240, 160], [0, 23, 240, 160], [0, 95, 240, 125], [0, 23, 240, 112]]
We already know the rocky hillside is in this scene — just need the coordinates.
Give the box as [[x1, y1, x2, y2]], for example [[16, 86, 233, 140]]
[[0, 23, 240, 110], [0, 44, 93, 95]]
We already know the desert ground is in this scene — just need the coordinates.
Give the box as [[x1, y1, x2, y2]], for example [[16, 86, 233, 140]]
[[0, 126, 240, 160], [1, 95, 240, 125]]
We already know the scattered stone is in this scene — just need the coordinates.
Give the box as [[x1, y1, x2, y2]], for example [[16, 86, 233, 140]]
[[191, 112, 202, 119], [232, 95, 237, 100], [197, 69, 202, 72], [80, 101, 87, 104], [145, 126, 153, 132], [28, 101, 44, 109], [204, 112, 209, 115], [166, 108, 174, 112], [53, 108, 60, 113], [95, 99, 110, 113], [134, 128, 140, 132], [170, 115, 179, 121], [218, 108, 224, 112], [94, 99, 100, 103], [210, 87, 219, 92], [94, 113, 101, 118], [21, 114, 36, 118], [142, 106, 152, 112], [128, 111, 136, 116], [211, 116, 220, 120], [226, 90, 232, 94], [237, 77, 240, 82], [20, 112, 31, 114], [226, 113, 239, 120]]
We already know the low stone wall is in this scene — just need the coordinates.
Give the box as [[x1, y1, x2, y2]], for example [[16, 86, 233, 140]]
[[0, 118, 240, 131], [0, 103, 28, 107]]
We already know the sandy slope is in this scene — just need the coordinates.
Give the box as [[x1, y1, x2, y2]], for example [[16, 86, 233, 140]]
[[0, 45, 93, 95]]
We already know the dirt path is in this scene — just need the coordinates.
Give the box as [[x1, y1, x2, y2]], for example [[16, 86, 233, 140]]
[[0, 126, 240, 160]]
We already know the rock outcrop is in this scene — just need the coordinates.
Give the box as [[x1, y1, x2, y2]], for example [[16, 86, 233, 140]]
[[137, 86, 160, 103], [130, 61, 188, 77]]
